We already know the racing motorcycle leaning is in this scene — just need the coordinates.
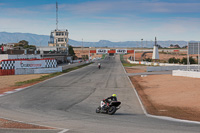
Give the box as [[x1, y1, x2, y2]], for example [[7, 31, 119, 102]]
[[96, 100, 121, 115]]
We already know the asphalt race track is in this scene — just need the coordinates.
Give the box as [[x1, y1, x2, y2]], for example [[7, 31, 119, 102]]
[[0, 55, 200, 133]]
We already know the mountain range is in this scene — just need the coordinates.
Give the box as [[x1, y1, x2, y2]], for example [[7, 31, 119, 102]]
[[0, 32, 188, 48]]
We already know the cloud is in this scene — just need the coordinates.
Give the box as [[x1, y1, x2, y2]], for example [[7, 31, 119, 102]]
[[2, 8, 39, 15], [56, 0, 200, 16]]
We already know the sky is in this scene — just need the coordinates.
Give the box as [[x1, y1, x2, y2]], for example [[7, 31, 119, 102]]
[[0, 0, 200, 42]]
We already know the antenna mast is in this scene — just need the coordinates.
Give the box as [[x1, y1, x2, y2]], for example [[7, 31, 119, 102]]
[[56, 0, 58, 30]]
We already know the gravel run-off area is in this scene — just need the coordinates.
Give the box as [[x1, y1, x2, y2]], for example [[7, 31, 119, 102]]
[[126, 67, 200, 122]]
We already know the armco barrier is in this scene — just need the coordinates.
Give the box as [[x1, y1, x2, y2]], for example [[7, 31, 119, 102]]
[[0, 69, 15, 76]]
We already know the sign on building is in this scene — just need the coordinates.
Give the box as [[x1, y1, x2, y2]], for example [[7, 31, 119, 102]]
[[96, 49, 108, 54], [188, 42, 200, 55], [116, 49, 127, 54]]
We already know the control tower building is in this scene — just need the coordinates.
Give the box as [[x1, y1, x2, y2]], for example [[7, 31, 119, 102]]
[[48, 1, 69, 47]]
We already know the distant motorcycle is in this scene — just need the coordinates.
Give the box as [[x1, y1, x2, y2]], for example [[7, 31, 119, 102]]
[[96, 101, 121, 115], [98, 63, 101, 69]]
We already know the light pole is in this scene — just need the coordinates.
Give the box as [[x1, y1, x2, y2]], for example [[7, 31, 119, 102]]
[[141, 39, 143, 48], [82, 38, 83, 51]]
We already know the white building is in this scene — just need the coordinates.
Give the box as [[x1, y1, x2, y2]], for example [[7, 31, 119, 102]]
[[48, 29, 69, 47]]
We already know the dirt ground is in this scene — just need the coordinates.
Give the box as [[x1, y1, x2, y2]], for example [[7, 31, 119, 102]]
[[0, 118, 53, 129], [0, 74, 48, 94], [126, 67, 200, 122]]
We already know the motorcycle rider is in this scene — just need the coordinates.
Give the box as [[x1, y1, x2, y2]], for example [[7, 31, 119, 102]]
[[102, 94, 117, 110], [98, 63, 101, 69]]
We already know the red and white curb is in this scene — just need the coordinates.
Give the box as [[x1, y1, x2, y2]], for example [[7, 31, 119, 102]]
[[0, 87, 26, 97]]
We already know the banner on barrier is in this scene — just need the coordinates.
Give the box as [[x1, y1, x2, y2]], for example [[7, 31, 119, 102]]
[[15, 60, 46, 69], [96, 49, 108, 54], [116, 49, 127, 54]]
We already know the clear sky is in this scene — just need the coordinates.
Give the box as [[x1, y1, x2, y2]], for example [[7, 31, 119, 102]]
[[0, 0, 200, 42]]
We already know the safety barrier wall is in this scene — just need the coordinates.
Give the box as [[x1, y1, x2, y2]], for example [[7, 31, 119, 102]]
[[15, 67, 62, 75], [34, 67, 62, 74], [127, 59, 200, 72], [0, 58, 58, 75], [173, 70, 200, 78], [15, 68, 34, 75], [127, 59, 181, 66]]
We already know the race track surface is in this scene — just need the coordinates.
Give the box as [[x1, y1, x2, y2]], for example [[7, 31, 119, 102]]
[[0, 55, 200, 133]]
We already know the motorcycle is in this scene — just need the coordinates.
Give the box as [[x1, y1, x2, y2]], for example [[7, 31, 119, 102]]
[[96, 101, 121, 115], [98, 64, 101, 69]]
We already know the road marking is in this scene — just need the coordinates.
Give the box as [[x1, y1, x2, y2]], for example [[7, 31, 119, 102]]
[[58, 129, 69, 133], [4, 91, 15, 94], [120, 59, 200, 125], [0, 87, 26, 97]]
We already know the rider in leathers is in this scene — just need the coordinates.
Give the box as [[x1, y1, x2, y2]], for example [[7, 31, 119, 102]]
[[102, 94, 117, 110]]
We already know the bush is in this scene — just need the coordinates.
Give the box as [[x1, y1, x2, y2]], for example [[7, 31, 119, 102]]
[[145, 58, 152, 62], [168, 57, 180, 63], [181, 57, 196, 64]]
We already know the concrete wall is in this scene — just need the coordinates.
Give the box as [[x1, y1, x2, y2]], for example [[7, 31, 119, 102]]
[[15, 67, 62, 75], [147, 65, 200, 72], [0, 54, 41, 61], [34, 67, 62, 74], [127, 58, 200, 72], [15, 68, 34, 75], [173, 70, 200, 78]]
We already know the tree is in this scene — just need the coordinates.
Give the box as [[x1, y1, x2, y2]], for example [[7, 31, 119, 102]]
[[181, 57, 196, 64], [182, 45, 187, 48], [68, 45, 75, 56], [157, 44, 162, 48], [14, 40, 36, 49], [19, 40, 29, 46], [168, 57, 180, 63]]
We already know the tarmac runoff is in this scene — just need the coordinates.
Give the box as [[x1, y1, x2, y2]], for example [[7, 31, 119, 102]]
[[121, 63, 200, 125]]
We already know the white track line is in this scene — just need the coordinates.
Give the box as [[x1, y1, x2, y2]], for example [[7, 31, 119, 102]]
[[120, 58, 200, 125], [58, 129, 69, 133]]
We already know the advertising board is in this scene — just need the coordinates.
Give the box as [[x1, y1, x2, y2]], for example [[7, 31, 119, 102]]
[[15, 60, 46, 69], [116, 49, 127, 54], [96, 49, 108, 54]]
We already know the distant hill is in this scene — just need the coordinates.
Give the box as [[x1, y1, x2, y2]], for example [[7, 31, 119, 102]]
[[0, 32, 188, 48]]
